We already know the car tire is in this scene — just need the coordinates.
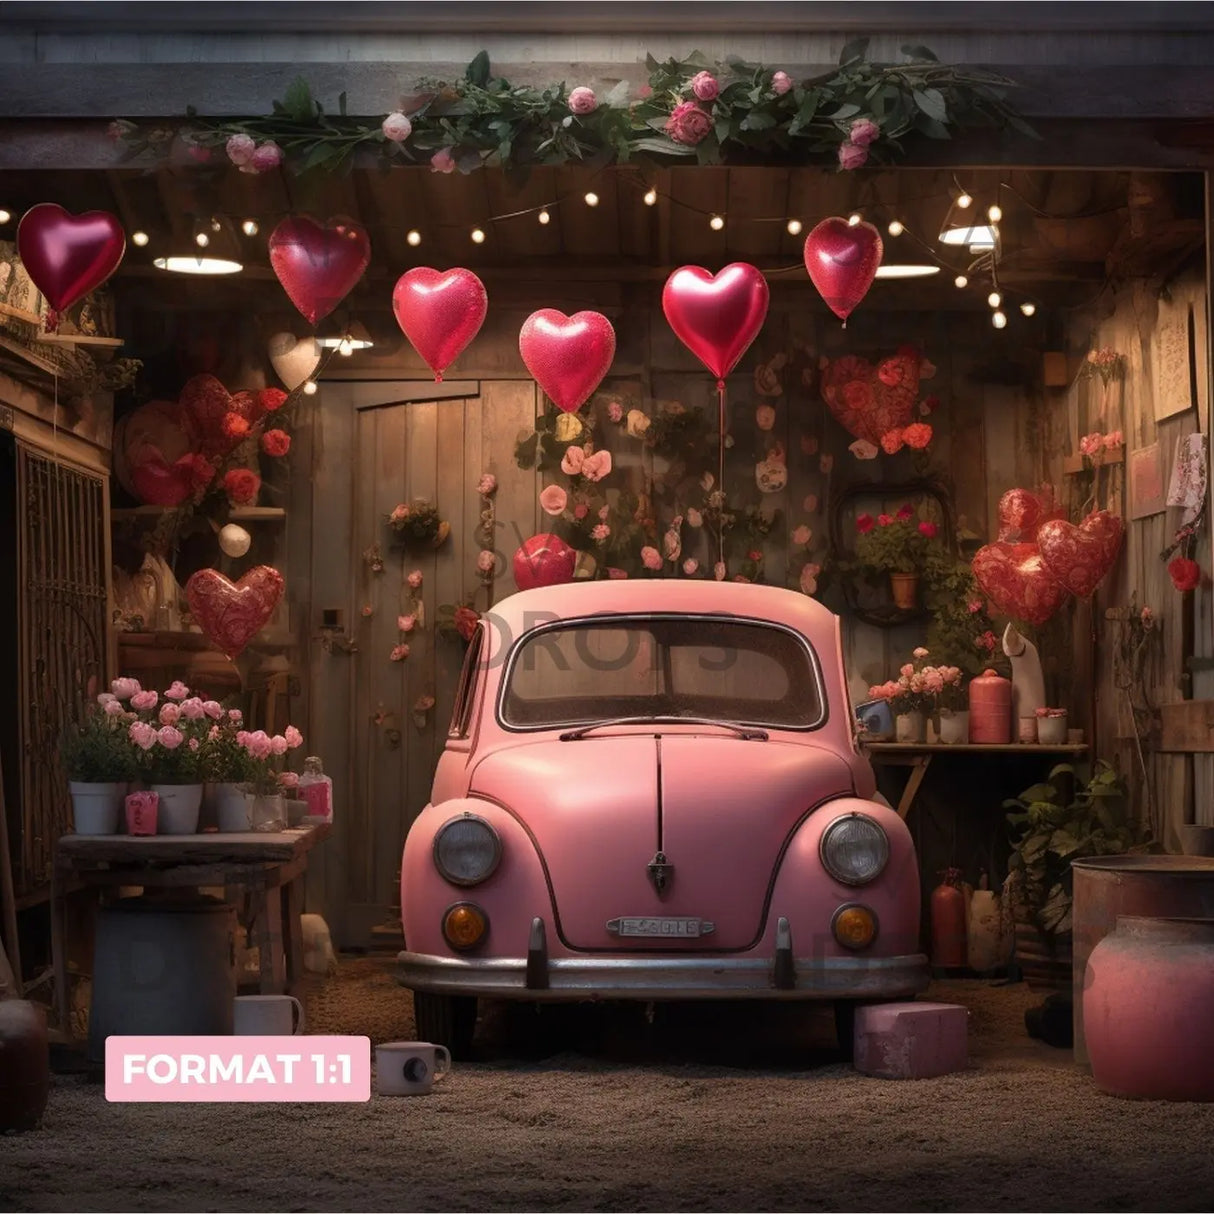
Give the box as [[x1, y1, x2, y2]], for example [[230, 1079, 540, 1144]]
[[412, 992, 478, 1059]]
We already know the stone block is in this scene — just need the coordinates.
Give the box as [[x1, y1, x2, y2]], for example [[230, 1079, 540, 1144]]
[[853, 1001, 969, 1079]]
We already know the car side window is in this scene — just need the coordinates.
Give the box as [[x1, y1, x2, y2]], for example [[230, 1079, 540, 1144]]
[[448, 625, 484, 738]]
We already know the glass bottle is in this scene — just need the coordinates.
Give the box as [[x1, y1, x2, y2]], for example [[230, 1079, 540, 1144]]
[[297, 756, 333, 823]]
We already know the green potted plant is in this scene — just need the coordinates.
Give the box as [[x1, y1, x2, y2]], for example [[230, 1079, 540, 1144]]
[[1003, 761, 1144, 991], [61, 700, 139, 835], [854, 505, 939, 609]]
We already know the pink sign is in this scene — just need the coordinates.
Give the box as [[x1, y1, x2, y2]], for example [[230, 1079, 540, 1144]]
[[105, 1035, 370, 1102]]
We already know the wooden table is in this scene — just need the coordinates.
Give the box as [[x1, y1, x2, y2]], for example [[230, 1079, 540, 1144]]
[[863, 743, 1089, 819], [52, 823, 330, 1035]]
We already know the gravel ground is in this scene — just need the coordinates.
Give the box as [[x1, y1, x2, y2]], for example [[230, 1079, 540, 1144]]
[[4, 958, 1214, 1212]]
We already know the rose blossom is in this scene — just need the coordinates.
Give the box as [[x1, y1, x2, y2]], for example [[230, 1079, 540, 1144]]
[[229, 709, 243, 722], [223, 468, 261, 505], [361, 605, 373, 618], [389, 504, 410, 524], [838, 141, 868, 170], [856, 513, 875, 534], [1169, 556, 1202, 592], [573, 503, 589, 521], [226, 134, 255, 166], [159, 703, 181, 726], [849, 117, 880, 147], [222, 413, 250, 441], [129, 721, 157, 750], [607, 401, 624, 423], [626, 409, 652, 437], [111, 677, 142, 701], [131, 690, 158, 711], [568, 86, 598, 114], [896, 503, 914, 521], [430, 147, 456, 173], [686, 508, 703, 528], [104, 699, 125, 717], [771, 70, 793, 95], [97, 692, 116, 706], [250, 141, 283, 173], [398, 614, 416, 633], [477, 473, 497, 497], [454, 606, 480, 641], [597, 505, 610, 522], [262, 429, 291, 457], [381, 111, 413, 142], [203, 701, 224, 720], [919, 521, 938, 538], [878, 513, 893, 527], [280, 771, 300, 790], [561, 446, 586, 476], [477, 549, 496, 573], [582, 451, 612, 482], [641, 546, 663, 571], [1079, 432, 1104, 457], [1104, 430, 1124, 448], [180, 698, 206, 721], [166, 680, 190, 701], [665, 100, 713, 146], [157, 726, 184, 750], [690, 71, 719, 101], [284, 725, 303, 749], [881, 430, 905, 455], [539, 485, 568, 515], [800, 562, 821, 595], [913, 647, 929, 659], [903, 422, 933, 450], [408, 569, 423, 589], [968, 599, 983, 614], [683, 558, 699, 576], [793, 525, 812, 546], [270, 735, 289, 756]]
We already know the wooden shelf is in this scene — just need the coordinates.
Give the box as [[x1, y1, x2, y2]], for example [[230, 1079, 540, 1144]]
[[111, 505, 286, 522], [116, 629, 295, 651], [1063, 443, 1125, 475], [34, 333, 124, 349]]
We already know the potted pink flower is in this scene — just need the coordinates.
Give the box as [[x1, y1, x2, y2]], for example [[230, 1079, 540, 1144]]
[[923, 663, 968, 744], [237, 724, 305, 831], [1035, 706, 1068, 746], [127, 683, 212, 834], [867, 648, 935, 743]]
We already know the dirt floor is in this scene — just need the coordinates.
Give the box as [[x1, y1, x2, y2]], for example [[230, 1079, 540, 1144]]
[[4, 958, 1214, 1212]]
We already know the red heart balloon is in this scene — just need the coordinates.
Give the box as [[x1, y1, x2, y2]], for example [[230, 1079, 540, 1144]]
[[392, 267, 488, 381], [518, 310, 616, 413], [17, 203, 125, 324], [185, 565, 285, 660], [1037, 511, 1124, 599], [661, 263, 770, 383], [997, 486, 1066, 542], [820, 351, 922, 446], [972, 541, 1070, 627], [803, 218, 883, 322], [130, 455, 197, 508], [268, 216, 370, 326], [513, 534, 577, 590]]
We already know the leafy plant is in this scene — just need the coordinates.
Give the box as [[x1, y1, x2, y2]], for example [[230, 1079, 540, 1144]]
[[386, 500, 449, 551], [61, 710, 138, 783], [854, 506, 939, 575], [922, 552, 1008, 676], [1004, 761, 1146, 936]]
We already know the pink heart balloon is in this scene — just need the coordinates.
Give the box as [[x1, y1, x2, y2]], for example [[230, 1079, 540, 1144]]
[[268, 216, 370, 326], [1037, 511, 1124, 599], [518, 309, 616, 413], [803, 218, 883, 322], [17, 203, 125, 325], [661, 263, 770, 384], [971, 540, 1070, 627], [513, 534, 577, 591], [392, 267, 488, 381], [185, 565, 285, 660]]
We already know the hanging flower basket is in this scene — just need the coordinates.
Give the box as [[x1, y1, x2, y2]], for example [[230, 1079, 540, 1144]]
[[386, 500, 450, 551]]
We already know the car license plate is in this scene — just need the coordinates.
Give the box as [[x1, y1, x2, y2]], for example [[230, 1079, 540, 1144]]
[[606, 916, 715, 938]]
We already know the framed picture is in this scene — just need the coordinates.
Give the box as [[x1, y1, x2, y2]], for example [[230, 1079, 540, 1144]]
[[1129, 441, 1168, 519]]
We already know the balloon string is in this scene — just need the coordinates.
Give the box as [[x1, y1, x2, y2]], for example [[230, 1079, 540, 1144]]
[[717, 379, 726, 571], [434, 371, 443, 384]]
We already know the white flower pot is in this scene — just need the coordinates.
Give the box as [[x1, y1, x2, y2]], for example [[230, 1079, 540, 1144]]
[[249, 793, 286, 833], [151, 784, 203, 834], [213, 783, 252, 832], [938, 709, 970, 745], [895, 711, 927, 744], [68, 782, 125, 835], [1036, 713, 1068, 745]]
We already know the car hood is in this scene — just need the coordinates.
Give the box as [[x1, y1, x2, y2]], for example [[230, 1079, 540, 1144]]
[[468, 732, 855, 950]]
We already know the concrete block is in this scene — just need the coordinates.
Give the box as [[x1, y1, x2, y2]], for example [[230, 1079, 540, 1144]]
[[853, 1001, 969, 1079]]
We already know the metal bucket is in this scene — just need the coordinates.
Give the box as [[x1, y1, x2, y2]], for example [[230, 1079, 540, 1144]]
[[87, 896, 236, 1063], [1072, 855, 1214, 1065]]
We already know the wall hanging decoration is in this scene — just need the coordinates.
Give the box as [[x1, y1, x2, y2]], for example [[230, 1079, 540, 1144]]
[[268, 215, 371, 326], [1036, 510, 1124, 600], [802, 217, 883, 324], [392, 267, 488, 382], [386, 500, 450, 551], [971, 540, 1070, 627], [518, 309, 616, 413], [16, 203, 126, 332], [267, 331, 321, 390], [513, 533, 577, 590], [184, 565, 285, 659], [819, 346, 933, 452]]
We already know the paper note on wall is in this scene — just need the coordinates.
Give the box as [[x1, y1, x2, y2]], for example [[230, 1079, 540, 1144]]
[[1152, 297, 1195, 422]]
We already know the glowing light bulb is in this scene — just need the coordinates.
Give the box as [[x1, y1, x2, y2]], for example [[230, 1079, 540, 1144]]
[[303, 380, 318, 395], [954, 275, 968, 289], [786, 219, 803, 236], [709, 214, 725, 231], [988, 291, 1002, 308], [0, 209, 11, 225], [584, 192, 599, 207], [992, 310, 1007, 329], [1020, 301, 1037, 317], [988, 204, 1003, 223], [210, 217, 222, 233], [131, 230, 149, 247], [194, 230, 210, 248], [241, 219, 259, 237], [887, 220, 904, 236], [848, 213, 862, 226], [643, 188, 658, 206], [406, 229, 421, 246], [957, 192, 973, 209], [470, 227, 485, 244], [338, 337, 353, 357], [538, 209, 551, 225]]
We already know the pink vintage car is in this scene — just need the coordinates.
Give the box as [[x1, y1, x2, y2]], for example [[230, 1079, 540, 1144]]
[[398, 579, 928, 1055]]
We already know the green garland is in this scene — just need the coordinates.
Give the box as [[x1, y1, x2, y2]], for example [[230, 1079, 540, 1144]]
[[118, 41, 1033, 176]]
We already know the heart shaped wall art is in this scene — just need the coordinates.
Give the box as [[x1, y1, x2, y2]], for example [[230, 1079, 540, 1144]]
[[820, 350, 923, 447]]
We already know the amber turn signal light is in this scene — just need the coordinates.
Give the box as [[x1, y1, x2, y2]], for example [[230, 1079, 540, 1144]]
[[443, 902, 489, 950], [832, 904, 878, 951]]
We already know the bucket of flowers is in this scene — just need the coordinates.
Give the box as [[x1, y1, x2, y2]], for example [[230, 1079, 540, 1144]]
[[854, 504, 939, 610], [924, 661, 969, 743]]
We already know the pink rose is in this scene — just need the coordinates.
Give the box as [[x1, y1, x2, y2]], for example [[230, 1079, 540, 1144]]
[[159, 703, 181, 726], [665, 100, 712, 146], [225, 133, 255, 166], [280, 770, 300, 790], [641, 546, 663, 571], [690, 71, 719, 102], [901, 664, 915, 678], [398, 614, 416, 633], [208, 725, 220, 740], [229, 709, 243, 722], [157, 726, 184, 750], [683, 558, 699, 575], [477, 473, 497, 497], [97, 692, 116, 705], [772, 70, 793, 95], [849, 118, 880, 147], [179, 698, 206, 721], [381, 111, 413, 142], [573, 504, 589, 521], [188, 738, 200, 752], [568, 86, 598, 114], [477, 548, 497, 572], [561, 446, 586, 476], [838, 141, 868, 170], [686, 508, 703, 528], [918, 521, 938, 538], [250, 141, 283, 173], [581, 451, 612, 482], [430, 147, 456, 173], [407, 569, 423, 589], [104, 699, 125, 717], [792, 525, 812, 546], [968, 599, 983, 613], [607, 401, 624, 423], [1104, 430, 1123, 449], [539, 485, 568, 516], [166, 680, 190, 701], [203, 701, 223, 719], [390, 643, 410, 662], [129, 721, 157, 750], [270, 735, 289, 756], [284, 725, 304, 749], [1079, 432, 1103, 457], [246, 730, 273, 760], [591, 524, 610, 542], [130, 690, 158, 711]]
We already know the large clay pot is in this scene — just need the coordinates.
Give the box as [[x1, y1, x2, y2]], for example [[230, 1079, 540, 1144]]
[[0, 1000, 50, 1132], [1085, 916, 1214, 1101]]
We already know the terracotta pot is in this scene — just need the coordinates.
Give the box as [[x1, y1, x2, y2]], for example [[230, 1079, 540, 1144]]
[[895, 711, 926, 744], [1085, 916, 1214, 1101], [0, 1000, 49, 1132], [1015, 922, 1073, 994], [889, 572, 918, 610]]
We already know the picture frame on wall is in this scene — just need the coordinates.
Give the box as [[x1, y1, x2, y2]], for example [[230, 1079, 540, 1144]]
[[1129, 441, 1168, 519]]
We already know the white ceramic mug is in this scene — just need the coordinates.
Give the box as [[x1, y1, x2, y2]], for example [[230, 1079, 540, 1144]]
[[375, 1041, 451, 1096], [233, 994, 305, 1036]]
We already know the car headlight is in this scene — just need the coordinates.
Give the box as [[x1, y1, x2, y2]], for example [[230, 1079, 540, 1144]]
[[819, 813, 889, 885], [433, 813, 502, 886]]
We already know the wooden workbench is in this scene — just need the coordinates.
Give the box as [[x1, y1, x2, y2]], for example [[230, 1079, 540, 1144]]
[[52, 822, 330, 1036]]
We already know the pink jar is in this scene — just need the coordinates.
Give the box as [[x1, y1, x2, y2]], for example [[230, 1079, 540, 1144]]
[[1085, 916, 1214, 1101], [968, 668, 1012, 743]]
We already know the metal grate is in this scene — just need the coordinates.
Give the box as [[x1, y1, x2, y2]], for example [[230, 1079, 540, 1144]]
[[15, 442, 108, 894]]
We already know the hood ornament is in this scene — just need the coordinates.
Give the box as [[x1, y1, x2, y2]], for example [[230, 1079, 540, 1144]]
[[647, 850, 673, 896]]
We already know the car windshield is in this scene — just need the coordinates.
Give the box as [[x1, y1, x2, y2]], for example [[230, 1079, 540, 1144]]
[[500, 615, 823, 730]]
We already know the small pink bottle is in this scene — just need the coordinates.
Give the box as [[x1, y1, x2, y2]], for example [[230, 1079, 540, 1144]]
[[298, 755, 333, 823]]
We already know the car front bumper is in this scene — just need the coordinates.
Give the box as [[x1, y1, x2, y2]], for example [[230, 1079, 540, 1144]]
[[396, 948, 930, 1001]]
